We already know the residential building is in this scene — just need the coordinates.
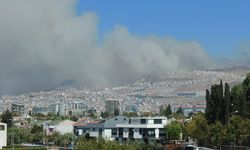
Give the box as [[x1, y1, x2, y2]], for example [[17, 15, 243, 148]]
[[74, 116, 171, 141], [74, 115, 129, 140], [0, 122, 7, 149], [32, 106, 49, 115], [11, 103, 25, 116], [116, 116, 170, 141], [43, 120, 75, 135], [105, 99, 119, 114], [49, 102, 87, 116]]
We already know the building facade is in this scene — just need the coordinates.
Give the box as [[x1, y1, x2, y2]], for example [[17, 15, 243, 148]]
[[74, 116, 171, 142], [105, 99, 119, 114], [11, 103, 25, 116], [0, 122, 7, 149], [116, 116, 169, 141]]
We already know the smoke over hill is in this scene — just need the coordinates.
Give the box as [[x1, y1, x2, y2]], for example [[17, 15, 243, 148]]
[[0, 0, 216, 94]]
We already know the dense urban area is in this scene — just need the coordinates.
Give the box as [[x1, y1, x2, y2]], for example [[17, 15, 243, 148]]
[[0, 68, 250, 150], [0, 69, 246, 116]]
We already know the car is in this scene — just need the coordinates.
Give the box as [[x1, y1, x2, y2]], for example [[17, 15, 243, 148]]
[[184, 144, 203, 150]]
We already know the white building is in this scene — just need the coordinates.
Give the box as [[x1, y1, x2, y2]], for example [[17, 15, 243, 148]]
[[116, 116, 170, 141], [74, 115, 129, 140], [74, 116, 172, 142], [43, 120, 75, 135], [0, 123, 7, 149]]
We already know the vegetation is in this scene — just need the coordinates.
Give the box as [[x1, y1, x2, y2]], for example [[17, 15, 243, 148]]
[[164, 121, 182, 140], [1, 109, 13, 127], [76, 137, 164, 150], [159, 104, 172, 117], [114, 108, 120, 116], [205, 74, 250, 124], [186, 74, 250, 147]]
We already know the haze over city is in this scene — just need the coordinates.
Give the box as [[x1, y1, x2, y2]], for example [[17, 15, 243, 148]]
[[0, 0, 250, 95]]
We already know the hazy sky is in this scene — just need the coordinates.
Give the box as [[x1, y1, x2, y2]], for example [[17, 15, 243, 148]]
[[0, 0, 249, 95], [77, 0, 250, 58]]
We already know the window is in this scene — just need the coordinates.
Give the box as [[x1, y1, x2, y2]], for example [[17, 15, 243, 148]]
[[0, 125, 5, 130], [154, 119, 162, 124], [141, 119, 146, 124], [115, 118, 118, 121], [139, 128, 143, 135], [123, 118, 126, 121], [112, 128, 117, 135], [148, 129, 155, 136], [93, 128, 95, 131]]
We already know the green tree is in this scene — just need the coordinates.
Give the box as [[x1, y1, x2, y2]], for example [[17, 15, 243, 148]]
[[165, 121, 182, 140], [165, 104, 172, 117], [123, 112, 138, 117], [1, 109, 13, 127], [207, 121, 224, 146], [176, 107, 183, 115], [225, 115, 250, 146], [114, 109, 120, 116], [186, 113, 208, 146], [231, 84, 246, 117], [70, 116, 78, 122], [224, 83, 231, 123], [100, 111, 110, 118]]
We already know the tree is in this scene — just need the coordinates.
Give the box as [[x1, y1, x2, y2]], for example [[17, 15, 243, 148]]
[[70, 116, 78, 122], [225, 115, 250, 146], [123, 112, 138, 117], [1, 109, 13, 127], [186, 113, 208, 146], [207, 121, 224, 146], [231, 84, 246, 118], [114, 109, 119, 116], [224, 83, 231, 124], [176, 107, 183, 115], [165, 121, 182, 140], [100, 111, 110, 118], [165, 104, 172, 117]]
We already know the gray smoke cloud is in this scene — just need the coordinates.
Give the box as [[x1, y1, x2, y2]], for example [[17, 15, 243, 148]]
[[0, 0, 214, 95]]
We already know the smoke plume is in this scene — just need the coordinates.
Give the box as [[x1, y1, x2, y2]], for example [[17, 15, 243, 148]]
[[0, 0, 213, 94]]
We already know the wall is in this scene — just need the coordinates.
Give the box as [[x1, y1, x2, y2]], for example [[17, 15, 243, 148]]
[[0, 123, 7, 148]]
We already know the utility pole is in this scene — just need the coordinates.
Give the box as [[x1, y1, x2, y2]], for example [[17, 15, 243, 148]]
[[72, 133, 74, 150], [12, 125, 14, 150]]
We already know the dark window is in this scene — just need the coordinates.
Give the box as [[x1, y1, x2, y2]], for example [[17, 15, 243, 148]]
[[141, 119, 146, 124], [124, 118, 126, 121], [99, 129, 102, 135], [0, 125, 5, 130], [148, 129, 155, 136], [139, 128, 143, 135], [112, 128, 117, 135], [115, 118, 118, 121], [93, 128, 95, 131], [154, 119, 162, 124]]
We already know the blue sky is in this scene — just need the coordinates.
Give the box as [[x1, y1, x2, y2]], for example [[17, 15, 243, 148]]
[[77, 0, 250, 58]]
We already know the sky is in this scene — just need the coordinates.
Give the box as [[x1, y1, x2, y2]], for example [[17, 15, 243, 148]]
[[77, 0, 250, 58], [0, 0, 249, 95]]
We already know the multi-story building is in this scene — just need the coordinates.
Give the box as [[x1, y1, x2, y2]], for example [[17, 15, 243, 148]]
[[32, 106, 49, 115], [74, 116, 171, 142], [74, 115, 129, 140], [105, 99, 119, 114], [116, 116, 170, 141], [11, 103, 25, 116], [49, 102, 87, 116], [43, 120, 75, 135]]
